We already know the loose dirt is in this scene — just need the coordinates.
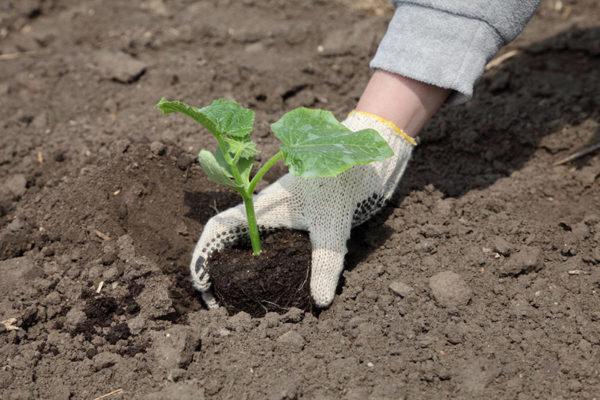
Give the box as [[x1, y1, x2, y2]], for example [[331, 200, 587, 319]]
[[1, 0, 599, 398]]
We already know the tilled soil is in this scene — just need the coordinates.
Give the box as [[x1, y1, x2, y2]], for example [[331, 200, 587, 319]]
[[1, 0, 599, 398]]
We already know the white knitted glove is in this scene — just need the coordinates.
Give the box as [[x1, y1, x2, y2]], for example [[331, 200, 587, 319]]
[[190, 111, 415, 308]]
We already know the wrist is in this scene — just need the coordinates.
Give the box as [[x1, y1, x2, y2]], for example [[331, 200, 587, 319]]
[[355, 69, 450, 137], [347, 110, 416, 147]]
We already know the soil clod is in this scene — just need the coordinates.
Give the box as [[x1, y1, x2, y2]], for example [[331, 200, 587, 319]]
[[429, 271, 472, 308], [388, 280, 414, 298]]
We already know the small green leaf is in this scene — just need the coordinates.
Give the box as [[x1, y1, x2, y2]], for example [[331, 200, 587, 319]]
[[198, 150, 242, 190], [214, 145, 233, 173], [215, 145, 254, 185], [271, 108, 394, 178], [237, 156, 254, 184], [157, 98, 254, 138], [223, 137, 260, 159]]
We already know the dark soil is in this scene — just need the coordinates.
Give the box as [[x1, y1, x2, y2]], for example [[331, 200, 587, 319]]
[[209, 230, 313, 317], [0, 0, 599, 398]]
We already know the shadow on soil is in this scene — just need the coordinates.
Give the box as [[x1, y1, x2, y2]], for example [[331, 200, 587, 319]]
[[343, 25, 600, 274], [405, 25, 599, 198], [183, 190, 239, 225]]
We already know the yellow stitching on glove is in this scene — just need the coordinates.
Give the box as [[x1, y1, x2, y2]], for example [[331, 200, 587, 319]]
[[348, 110, 416, 146]]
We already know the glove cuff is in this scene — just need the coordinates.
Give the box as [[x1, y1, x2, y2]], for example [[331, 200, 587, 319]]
[[347, 110, 416, 147]]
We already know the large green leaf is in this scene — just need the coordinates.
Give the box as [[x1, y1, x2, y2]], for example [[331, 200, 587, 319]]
[[156, 98, 254, 138], [271, 108, 394, 178], [198, 150, 242, 190]]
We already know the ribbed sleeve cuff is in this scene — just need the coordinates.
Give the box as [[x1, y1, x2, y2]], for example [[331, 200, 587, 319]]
[[370, 4, 504, 105]]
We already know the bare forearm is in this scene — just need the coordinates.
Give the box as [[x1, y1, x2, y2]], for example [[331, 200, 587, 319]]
[[355, 69, 450, 138], [371, 2, 540, 104]]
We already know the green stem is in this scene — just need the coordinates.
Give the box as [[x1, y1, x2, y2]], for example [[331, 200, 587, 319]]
[[216, 136, 244, 185], [248, 151, 283, 194], [232, 150, 242, 165], [241, 151, 283, 255], [241, 191, 261, 255], [218, 145, 283, 255]]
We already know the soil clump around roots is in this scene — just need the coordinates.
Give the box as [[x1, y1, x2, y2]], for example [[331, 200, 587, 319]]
[[209, 230, 313, 317]]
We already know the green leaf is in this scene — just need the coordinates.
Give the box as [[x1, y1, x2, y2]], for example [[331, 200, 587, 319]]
[[215, 145, 254, 185], [156, 98, 255, 138], [271, 108, 394, 178], [224, 137, 260, 159], [214, 145, 233, 174], [198, 150, 242, 190], [237, 156, 254, 184]]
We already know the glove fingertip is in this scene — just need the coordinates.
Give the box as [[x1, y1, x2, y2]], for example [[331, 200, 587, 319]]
[[201, 291, 219, 310], [311, 285, 336, 308], [309, 247, 346, 308]]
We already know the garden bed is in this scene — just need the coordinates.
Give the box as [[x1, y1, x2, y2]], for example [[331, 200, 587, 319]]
[[0, 0, 599, 398]]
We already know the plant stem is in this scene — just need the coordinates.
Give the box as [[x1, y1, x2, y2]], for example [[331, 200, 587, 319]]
[[217, 136, 261, 253], [241, 191, 262, 255], [218, 142, 283, 255], [216, 136, 244, 184], [242, 152, 284, 255], [248, 151, 283, 194]]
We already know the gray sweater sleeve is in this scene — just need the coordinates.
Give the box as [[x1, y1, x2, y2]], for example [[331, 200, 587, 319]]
[[370, 0, 541, 104]]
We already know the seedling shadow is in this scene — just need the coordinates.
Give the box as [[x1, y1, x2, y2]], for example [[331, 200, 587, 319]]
[[183, 190, 239, 225]]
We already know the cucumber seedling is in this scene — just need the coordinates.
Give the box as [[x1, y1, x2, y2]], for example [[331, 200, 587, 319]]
[[156, 98, 393, 255]]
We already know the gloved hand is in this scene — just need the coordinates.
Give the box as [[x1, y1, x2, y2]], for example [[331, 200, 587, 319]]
[[190, 110, 415, 309]]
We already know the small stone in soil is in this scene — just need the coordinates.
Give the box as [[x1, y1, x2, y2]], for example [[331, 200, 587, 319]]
[[136, 278, 175, 319], [102, 266, 120, 281], [65, 308, 86, 331], [276, 330, 305, 352], [492, 236, 512, 256], [101, 252, 117, 265], [92, 50, 147, 83], [176, 153, 195, 170], [281, 307, 305, 323], [388, 281, 413, 298], [225, 311, 253, 332], [2, 174, 27, 199], [262, 312, 280, 328], [127, 315, 146, 335], [151, 325, 201, 370], [150, 141, 166, 156], [499, 246, 542, 276], [429, 271, 472, 308]]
